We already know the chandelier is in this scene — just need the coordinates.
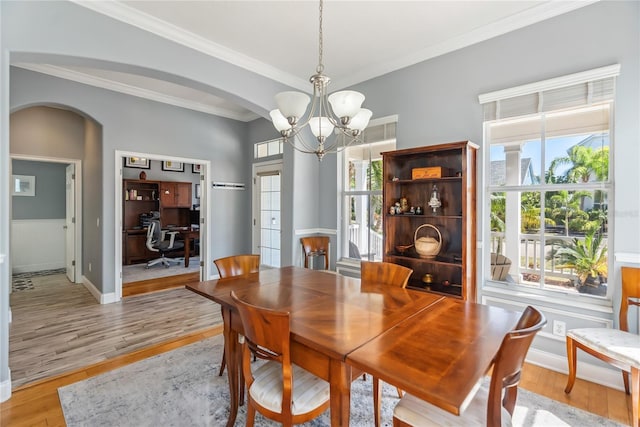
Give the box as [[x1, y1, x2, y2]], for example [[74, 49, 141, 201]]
[[269, 0, 372, 161]]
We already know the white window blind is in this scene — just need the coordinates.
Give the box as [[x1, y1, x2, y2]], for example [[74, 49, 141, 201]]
[[479, 64, 620, 121]]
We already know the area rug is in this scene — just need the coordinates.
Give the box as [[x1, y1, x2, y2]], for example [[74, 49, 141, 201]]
[[58, 335, 624, 427], [122, 256, 200, 283]]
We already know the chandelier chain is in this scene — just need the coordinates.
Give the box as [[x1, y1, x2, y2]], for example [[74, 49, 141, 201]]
[[317, 0, 324, 74]]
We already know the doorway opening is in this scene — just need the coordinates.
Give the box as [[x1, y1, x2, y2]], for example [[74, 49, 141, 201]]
[[115, 151, 211, 300], [9, 155, 82, 292]]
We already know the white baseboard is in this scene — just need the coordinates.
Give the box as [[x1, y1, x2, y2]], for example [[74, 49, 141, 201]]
[[526, 347, 624, 391], [0, 369, 11, 402], [12, 262, 65, 274], [294, 228, 337, 236], [82, 276, 117, 304]]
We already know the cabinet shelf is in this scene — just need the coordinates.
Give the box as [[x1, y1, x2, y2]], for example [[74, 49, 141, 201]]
[[408, 282, 463, 298], [386, 214, 462, 220], [388, 176, 462, 184], [382, 141, 478, 301], [385, 253, 463, 267]]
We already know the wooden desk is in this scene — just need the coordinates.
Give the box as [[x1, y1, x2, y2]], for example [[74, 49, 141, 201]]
[[169, 227, 199, 267], [346, 298, 521, 416], [186, 266, 443, 427]]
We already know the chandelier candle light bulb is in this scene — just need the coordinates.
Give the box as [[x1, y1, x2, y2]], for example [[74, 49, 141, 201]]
[[270, 0, 372, 160]]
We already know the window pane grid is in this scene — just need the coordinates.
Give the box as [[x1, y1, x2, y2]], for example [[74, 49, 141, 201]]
[[487, 110, 611, 298]]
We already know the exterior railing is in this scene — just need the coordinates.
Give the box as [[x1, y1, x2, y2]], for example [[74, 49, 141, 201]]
[[349, 223, 383, 261], [490, 232, 578, 279]]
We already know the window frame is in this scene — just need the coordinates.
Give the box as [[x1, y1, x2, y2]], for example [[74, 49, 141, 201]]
[[480, 66, 617, 305], [338, 116, 397, 266]]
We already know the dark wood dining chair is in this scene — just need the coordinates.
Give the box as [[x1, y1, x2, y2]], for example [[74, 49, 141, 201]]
[[230, 291, 330, 426], [361, 260, 413, 427], [565, 266, 640, 427], [300, 236, 330, 270], [393, 305, 546, 426], [213, 254, 260, 377]]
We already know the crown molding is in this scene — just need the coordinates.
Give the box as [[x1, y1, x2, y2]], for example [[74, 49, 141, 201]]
[[70, 0, 308, 92], [73, 0, 596, 92], [13, 63, 259, 122], [333, 0, 598, 89]]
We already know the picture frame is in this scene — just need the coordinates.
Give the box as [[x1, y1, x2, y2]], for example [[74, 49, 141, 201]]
[[124, 157, 150, 169], [195, 183, 201, 199], [192, 164, 202, 174], [12, 175, 36, 197], [162, 160, 184, 172]]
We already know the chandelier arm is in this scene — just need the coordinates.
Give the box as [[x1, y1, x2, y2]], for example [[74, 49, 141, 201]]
[[322, 134, 360, 153], [284, 131, 320, 154], [284, 135, 325, 155]]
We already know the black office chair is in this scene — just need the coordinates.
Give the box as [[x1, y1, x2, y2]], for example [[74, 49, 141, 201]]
[[145, 220, 184, 268]]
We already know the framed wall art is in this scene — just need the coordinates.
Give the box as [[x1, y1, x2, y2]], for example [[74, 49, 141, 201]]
[[124, 157, 150, 169], [162, 160, 184, 172], [192, 164, 202, 173], [12, 175, 35, 197]]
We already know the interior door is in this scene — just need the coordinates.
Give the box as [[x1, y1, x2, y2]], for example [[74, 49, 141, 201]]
[[65, 164, 76, 282]]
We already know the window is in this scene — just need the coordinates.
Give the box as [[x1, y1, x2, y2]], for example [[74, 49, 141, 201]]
[[341, 118, 396, 262], [254, 138, 283, 159], [480, 65, 618, 299]]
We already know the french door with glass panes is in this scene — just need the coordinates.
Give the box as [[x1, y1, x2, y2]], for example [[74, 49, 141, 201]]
[[253, 163, 281, 268]]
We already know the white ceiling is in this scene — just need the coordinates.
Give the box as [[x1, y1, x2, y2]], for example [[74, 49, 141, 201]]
[[14, 0, 595, 122]]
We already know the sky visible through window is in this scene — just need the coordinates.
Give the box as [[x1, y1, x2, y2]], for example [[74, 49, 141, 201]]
[[490, 134, 608, 181]]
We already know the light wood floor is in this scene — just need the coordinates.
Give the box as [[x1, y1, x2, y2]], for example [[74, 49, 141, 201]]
[[9, 273, 221, 388], [2, 274, 634, 426]]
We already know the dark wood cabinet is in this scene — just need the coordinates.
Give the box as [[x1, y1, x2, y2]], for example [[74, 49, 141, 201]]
[[382, 141, 478, 301], [160, 182, 191, 208], [123, 230, 157, 265]]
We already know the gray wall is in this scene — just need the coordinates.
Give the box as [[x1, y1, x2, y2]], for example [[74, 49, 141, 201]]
[[11, 160, 66, 220]]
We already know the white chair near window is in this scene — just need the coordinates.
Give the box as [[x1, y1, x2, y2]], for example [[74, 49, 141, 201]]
[[565, 266, 640, 427]]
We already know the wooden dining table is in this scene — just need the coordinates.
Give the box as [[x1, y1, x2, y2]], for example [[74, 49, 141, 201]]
[[186, 266, 520, 426]]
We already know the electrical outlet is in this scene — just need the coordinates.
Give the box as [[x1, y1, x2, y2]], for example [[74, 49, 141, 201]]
[[553, 320, 566, 336], [89, 263, 92, 272]]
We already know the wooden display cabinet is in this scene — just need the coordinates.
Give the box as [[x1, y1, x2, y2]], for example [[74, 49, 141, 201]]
[[382, 141, 478, 301]]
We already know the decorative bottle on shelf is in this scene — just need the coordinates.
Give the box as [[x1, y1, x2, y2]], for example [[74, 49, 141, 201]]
[[427, 184, 441, 214]]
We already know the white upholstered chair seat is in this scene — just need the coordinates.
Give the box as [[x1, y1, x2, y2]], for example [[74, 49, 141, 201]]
[[393, 379, 512, 427], [568, 328, 640, 367], [250, 360, 330, 415]]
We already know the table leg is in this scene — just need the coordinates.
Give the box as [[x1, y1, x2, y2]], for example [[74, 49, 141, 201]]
[[184, 237, 191, 267], [329, 359, 351, 427], [222, 307, 239, 427]]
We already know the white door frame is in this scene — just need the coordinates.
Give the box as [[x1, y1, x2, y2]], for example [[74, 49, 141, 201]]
[[252, 160, 283, 264], [114, 150, 211, 301], [65, 164, 76, 282], [10, 154, 82, 283]]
